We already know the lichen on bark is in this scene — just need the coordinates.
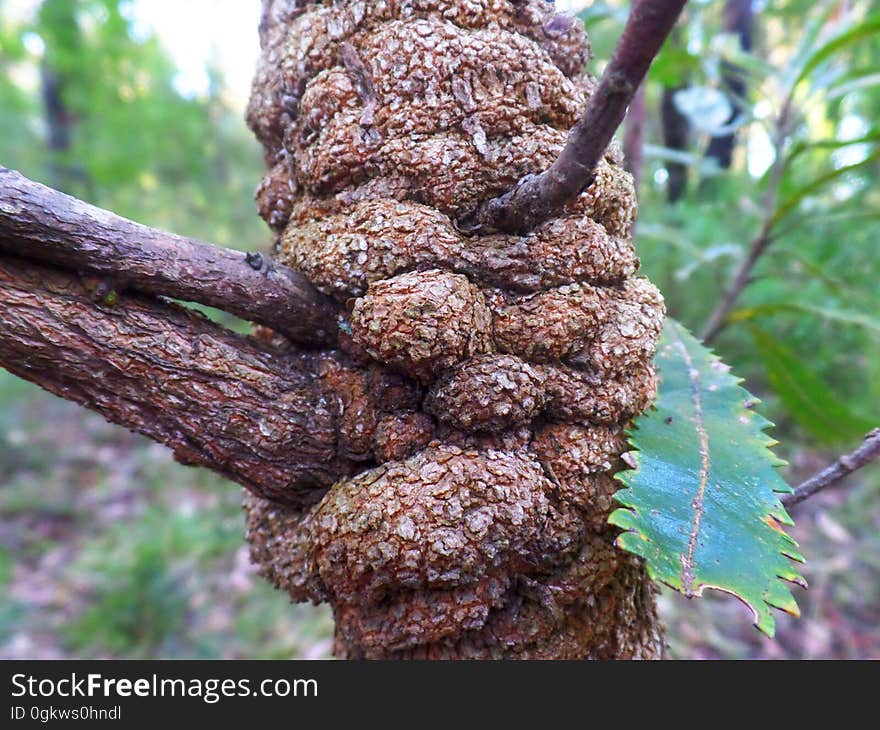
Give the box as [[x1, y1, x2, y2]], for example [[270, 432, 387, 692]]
[[243, 0, 666, 659]]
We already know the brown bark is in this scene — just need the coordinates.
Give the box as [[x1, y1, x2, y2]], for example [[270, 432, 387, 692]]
[[0, 255, 351, 507], [243, 0, 667, 659], [0, 167, 338, 347]]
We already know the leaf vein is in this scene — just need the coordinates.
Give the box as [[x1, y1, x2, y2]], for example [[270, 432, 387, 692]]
[[674, 324, 711, 596]]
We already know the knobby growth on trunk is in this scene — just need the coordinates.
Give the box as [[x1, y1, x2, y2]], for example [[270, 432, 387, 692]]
[[241, 0, 666, 659]]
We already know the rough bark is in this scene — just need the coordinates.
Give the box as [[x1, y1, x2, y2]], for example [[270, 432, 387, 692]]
[[242, 0, 667, 659], [0, 167, 338, 347], [0, 0, 670, 659], [0, 255, 364, 507]]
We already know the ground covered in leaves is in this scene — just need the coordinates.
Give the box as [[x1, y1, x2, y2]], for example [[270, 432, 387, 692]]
[[1, 380, 877, 659]]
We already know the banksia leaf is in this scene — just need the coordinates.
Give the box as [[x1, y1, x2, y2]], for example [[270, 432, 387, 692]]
[[609, 319, 806, 637]]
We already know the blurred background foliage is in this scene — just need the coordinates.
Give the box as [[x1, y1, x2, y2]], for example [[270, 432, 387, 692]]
[[0, 0, 878, 658]]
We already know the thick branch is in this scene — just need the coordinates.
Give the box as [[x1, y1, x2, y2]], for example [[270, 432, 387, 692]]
[[0, 167, 338, 346], [466, 0, 687, 233], [0, 255, 351, 507], [783, 429, 880, 508]]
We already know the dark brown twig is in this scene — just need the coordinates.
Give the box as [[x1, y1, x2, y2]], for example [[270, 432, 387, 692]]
[[0, 167, 338, 346], [783, 429, 880, 508], [464, 0, 688, 234]]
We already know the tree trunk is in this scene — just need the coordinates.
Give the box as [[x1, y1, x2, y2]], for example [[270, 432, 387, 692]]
[[661, 84, 689, 202], [623, 83, 647, 192], [0, 0, 668, 659], [38, 0, 90, 195], [241, 0, 666, 659]]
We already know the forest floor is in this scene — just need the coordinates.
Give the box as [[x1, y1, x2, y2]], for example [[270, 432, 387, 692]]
[[1, 378, 878, 659]]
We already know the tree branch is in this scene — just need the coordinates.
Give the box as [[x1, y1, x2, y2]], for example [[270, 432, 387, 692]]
[[783, 429, 880, 508], [0, 167, 338, 347], [700, 217, 774, 345], [464, 0, 687, 234], [0, 255, 352, 507], [701, 94, 794, 344]]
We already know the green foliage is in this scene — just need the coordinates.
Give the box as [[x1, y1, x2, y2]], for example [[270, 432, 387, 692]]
[[648, 45, 701, 88], [610, 0, 880, 454], [792, 12, 880, 88], [748, 326, 876, 444], [0, 548, 12, 588], [0, 0, 266, 250], [610, 320, 806, 637], [66, 516, 193, 657]]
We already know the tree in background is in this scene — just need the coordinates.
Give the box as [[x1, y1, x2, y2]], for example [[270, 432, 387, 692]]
[[705, 0, 753, 169], [1, 0, 265, 246]]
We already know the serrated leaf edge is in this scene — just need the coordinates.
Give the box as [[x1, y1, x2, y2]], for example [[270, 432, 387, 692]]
[[609, 320, 807, 637]]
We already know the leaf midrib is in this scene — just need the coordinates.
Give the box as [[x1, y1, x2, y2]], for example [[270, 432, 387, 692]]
[[670, 323, 711, 596]]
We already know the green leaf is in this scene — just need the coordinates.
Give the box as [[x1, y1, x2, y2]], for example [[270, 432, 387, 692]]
[[827, 70, 880, 100], [784, 128, 880, 169], [749, 327, 876, 444], [609, 319, 806, 637], [648, 45, 701, 88], [779, 2, 841, 92], [729, 302, 880, 335], [773, 146, 880, 226], [793, 13, 880, 89]]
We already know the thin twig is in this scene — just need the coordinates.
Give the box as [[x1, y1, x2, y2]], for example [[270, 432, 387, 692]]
[[700, 96, 794, 344], [783, 429, 880, 508], [464, 0, 688, 234], [0, 167, 338, 346]]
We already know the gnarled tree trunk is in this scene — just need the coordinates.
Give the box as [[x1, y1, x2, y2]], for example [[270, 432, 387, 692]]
[[241, 0, 666, 659], [0, 0, 675, 659]]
